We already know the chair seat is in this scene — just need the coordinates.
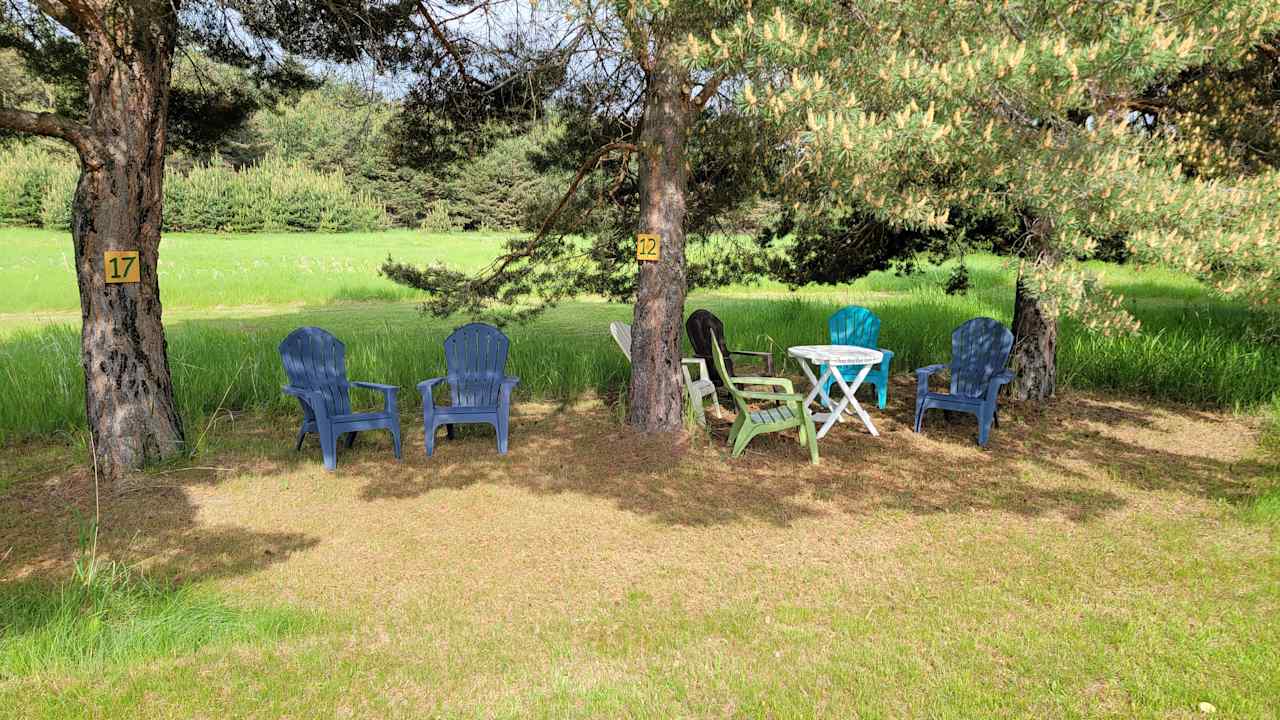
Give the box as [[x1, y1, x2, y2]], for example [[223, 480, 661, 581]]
[[331, 411, 397, 425], [750, 405, 799, 425], [689, 378, 715, 396], [434, 405, 500, 415], [921, 392, 983, 408]]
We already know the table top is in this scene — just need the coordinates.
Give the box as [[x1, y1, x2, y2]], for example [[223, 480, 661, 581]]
[[788, 344, 884, 365]]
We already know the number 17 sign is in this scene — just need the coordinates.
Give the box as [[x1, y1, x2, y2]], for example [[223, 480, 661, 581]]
[[104, 250, 140, 284]]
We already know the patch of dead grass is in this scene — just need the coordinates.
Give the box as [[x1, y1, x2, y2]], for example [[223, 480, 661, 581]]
[[2, 384, 1269, 607]]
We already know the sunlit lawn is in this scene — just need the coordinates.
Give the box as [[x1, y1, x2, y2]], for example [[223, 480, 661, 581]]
[[0, 227, 511, 317], [0, 226, 1226, 323]]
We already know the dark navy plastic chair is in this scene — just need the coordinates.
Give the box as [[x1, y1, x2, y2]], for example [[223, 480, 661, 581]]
[[279, 327, 402, 471], [914, 318, 1015, 447], [418, 322, 519, 456], [820, 306, 894, 410]]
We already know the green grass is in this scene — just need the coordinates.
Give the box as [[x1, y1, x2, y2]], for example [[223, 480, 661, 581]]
[[0, 227, 508, 314], [0, 555, 313, 681], [1241, 398, 1280, 524], [1, 228, 1277, 442]]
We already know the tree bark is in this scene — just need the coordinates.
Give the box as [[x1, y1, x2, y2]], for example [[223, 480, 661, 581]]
[[1010, 218, 1058, 402], [627, 55, 694, 432], [73, 3, 186, 477]]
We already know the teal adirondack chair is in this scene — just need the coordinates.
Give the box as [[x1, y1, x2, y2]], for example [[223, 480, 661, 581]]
[[820, 306, 894, 410], [710, 331, 819, 465]]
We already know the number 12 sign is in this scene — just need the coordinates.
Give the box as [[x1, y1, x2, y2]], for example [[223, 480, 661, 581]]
[[104, 251, 140, 284], [636, 233, 660, 262]]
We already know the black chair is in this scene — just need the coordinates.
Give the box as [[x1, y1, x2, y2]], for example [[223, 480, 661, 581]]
[[685, 309, 775, 387]]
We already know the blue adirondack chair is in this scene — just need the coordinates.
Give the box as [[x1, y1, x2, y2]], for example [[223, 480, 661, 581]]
[[819, 306, 894, 410], [913, 317, 1015, 447], [279, 327, 402, 471], [418, 322, 519, 456]]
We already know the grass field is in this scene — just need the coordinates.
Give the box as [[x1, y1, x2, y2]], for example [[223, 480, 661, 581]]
[[2, 228, 1278, 718], [2, 228, 1277, 442], [2, 392, 1277, 718], [0, 227, 510, 315]]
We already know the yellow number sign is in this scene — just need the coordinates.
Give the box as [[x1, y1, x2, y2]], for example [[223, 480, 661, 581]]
[[636, 233, 660, 261], [104, 250, 140, 284]]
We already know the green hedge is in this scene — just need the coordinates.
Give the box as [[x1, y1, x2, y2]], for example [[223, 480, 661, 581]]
[[163, 155, 388, 232], [0, 147, 388, 233], [0, 143, 63, 226]]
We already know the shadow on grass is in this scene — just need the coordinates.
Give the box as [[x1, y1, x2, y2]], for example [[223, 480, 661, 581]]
[[1, 384, 1269, 591], [0, 450, 320, 680], [278, 376, 1270, 529], [0, 447, 320, 590]]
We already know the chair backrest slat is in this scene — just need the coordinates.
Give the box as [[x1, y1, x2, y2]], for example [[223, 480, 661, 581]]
[[709, 330, 750, 415], [950, 318, 1014, 399], [279, 327, 352, 417], [444, 322, 510, 408], [828, 306, 880, 349]]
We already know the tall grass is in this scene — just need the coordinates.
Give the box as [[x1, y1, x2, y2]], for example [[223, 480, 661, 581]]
[[0, 231, 1274, 441], [2, 291, 1276, 443]]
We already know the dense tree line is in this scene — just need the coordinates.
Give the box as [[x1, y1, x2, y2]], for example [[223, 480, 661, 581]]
[[1, 52, 574, 233]]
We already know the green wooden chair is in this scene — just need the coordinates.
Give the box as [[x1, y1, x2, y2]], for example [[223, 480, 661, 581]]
[[710, 330, 819, 465]]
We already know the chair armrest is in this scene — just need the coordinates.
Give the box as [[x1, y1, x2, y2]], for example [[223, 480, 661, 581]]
[[730, 350, 774, 374], [282, 385, 329, 420], [499, 376, 520, 406], [739, 390, 806, 403], [417, 377, 448, 397], [877, 348, 895, 368], [681, 357, 709, 385], [731, 376, 794, 394], [915, 364, 946, 399], [352, 381, 399, 413], [986, 369, 1015, 402]]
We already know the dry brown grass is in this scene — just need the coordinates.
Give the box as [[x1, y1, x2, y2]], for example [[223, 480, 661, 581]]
[[1, 381, 1276, 718], [2, 379, 1268, 606]]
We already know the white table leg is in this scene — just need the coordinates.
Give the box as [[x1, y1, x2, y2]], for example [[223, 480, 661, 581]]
[[796, 361, 842, 438], [831, 362, 877, 437], [799, 359, 825, 408]]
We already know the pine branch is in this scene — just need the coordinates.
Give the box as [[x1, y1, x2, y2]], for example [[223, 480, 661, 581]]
[[414, 0, 486, 89], [0, 106, 102, 167], [381, 141, 638, 319]]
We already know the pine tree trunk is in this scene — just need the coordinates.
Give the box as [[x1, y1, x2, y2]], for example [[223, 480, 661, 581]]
[[627, 56, 693, 432], [1010, 220, 1058, 402], [74, 5, 185, 477]]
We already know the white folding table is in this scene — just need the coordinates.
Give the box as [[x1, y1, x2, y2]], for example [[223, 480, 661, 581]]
[[787, 344, 884, 439]]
